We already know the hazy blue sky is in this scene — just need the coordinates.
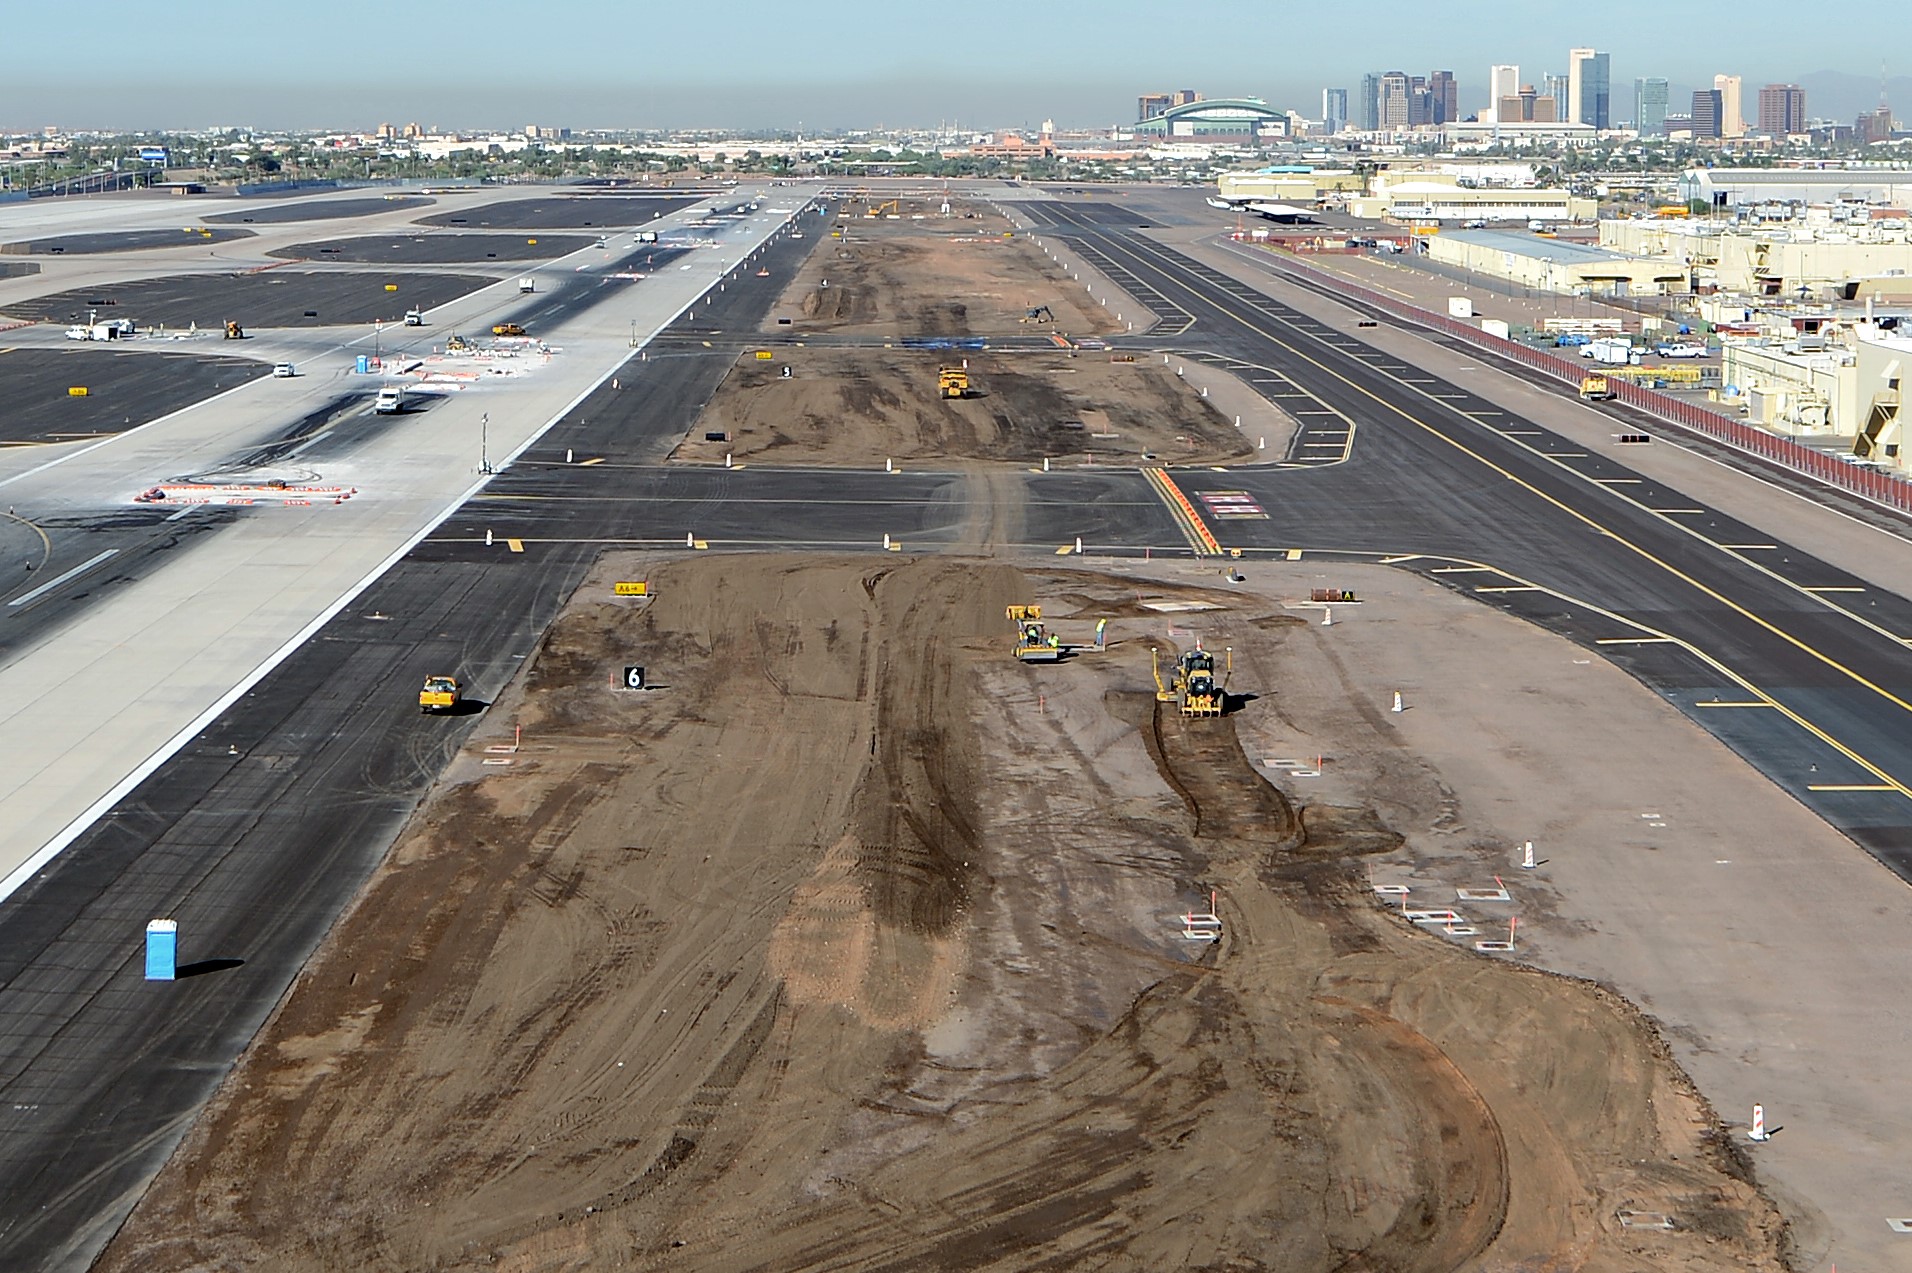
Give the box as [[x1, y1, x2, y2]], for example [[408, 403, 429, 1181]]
[[0, 0, 1899, 130]]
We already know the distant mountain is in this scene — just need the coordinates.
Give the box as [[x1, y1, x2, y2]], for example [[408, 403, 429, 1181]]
[[1795, 70, 1912, 123]]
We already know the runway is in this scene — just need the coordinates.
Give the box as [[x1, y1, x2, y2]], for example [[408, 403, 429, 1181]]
[[5, 185, 1912, 1269]]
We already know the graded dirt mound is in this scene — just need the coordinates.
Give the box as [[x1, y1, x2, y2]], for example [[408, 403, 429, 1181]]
[[98, 558, 1786, 1273], [673, 348, 1252, 467], [768, 227, 1120, 339]]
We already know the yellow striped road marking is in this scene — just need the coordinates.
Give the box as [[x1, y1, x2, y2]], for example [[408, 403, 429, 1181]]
[[1807, 784, 1899, 792], [1054, 544, 1074, 555], [1651, 508, 1707, 515], [579, 457, 604, 466], [1805, 586, 1865, 593], [1719, 544, 1778, 550], [1430, 566, 1494, 574], [1694, 701, 1772, 708], [1594, 478, 1643, 484], [506, 538, 523, 553], [1285, 548, 1302, 560], [1141, 468, 1222, 556], [1378, 554, 1421, 564], [1097, 230, 1912, 799], [1477, 585, 1542, 593], [1596, 636, 1674, 645]]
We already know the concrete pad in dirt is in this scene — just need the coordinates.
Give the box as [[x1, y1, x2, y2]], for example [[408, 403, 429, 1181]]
[[95, 554, 1782, 1273], [672, 347, 1253, 468], [3, 271, 497, 330]]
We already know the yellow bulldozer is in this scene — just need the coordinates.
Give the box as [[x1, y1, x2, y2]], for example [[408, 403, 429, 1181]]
[[938, 366, 970, 399], [1007, 604, 1062, 662], [223, 320, 244, 340], [418, 675, 462, 714], [1153, 643, 1225, 717]]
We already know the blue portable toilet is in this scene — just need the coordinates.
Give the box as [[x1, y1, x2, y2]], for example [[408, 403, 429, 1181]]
[[145, 919, 177, 981], [355, 354, 370, 375]]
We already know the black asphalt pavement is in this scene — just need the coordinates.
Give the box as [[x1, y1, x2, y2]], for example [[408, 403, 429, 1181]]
[[270, 233, 597, 264], [0, 229, 257, 256], [419, 195, 703, 230], [5, 271, 498, 330], [0, 348, 264, 445], [201, 196, 436, 225]]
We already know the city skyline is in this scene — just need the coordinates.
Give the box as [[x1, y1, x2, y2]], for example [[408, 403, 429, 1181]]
[[0, 0, 1901, 130]]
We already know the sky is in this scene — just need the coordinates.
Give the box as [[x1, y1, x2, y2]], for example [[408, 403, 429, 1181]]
[[0, 0, 1902, 132]]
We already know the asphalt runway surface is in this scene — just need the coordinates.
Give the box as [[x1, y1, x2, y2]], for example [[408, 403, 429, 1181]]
[[8, 193, 1912, 1269], [4, 270, 497, 330], [200, 196, 435, 225], [270, 233, 596, 264], [418, 194, 703, 229], [0, 228, 256, 255], [1017, 199, 1912, 868], [0, 348, 265, 445]]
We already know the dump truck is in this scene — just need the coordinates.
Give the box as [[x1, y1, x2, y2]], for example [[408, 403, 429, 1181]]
[[223, 320, 244, 340], [938, 366, 970, 399], [1007, 604, 1062, 662], [1579, 375, 1615, 401], [419, 675, 461, 714], [492, 322, 526, 337]]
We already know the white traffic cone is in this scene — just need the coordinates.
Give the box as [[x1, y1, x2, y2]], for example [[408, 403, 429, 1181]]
[[1322, 607, 1333, 627], [1749, 1104, 1770, 1141], [883, 533, 892, 550], [1391, 691, 1403, 713], [485, 529, 493, 546], [1520, 841, 1536, 870], [686, 533, 695, 548]]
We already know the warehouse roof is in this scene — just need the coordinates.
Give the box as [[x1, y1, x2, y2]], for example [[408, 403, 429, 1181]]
[[1438, 229, 1635, 264]]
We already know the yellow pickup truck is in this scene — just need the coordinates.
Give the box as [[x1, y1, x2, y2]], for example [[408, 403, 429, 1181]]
[[419, 675, 461, 714], [491, 322, 526, 337]]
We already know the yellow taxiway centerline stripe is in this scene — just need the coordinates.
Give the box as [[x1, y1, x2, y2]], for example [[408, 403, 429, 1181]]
[[1807, 784, 1899, 792], [1694, 701, 1773, 708], [1596, 636, 1675, 645]]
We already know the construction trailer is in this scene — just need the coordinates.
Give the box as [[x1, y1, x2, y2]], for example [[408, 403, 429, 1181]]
[[1007, 605, 1062, 662]]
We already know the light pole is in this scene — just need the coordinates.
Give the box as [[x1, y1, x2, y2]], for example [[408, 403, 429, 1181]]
[[373, 320, 381, 367], [480, 412, 492, 474]]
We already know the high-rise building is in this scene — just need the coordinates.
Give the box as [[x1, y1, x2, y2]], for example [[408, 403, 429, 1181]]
[[1430, 70, 1459, 125], [1714, 75, 1745, 137], [1691, 89, 1724, 139], [1499, 85, 1557, 124], [1567, 48, 1610, 128], [1489, 64, 1520, 120], [1544, 72, 1570, 122], [1859, 103, 1895, 143], [1322, 87, 1348, 134], [1359, 73, 1381, 131], [1635, 77, 1669, 136], [1172, 89, 1203, 108], [1379, 71, 1411, 129], [1137, 93, 1172, 121], [1757, 83, 1805, 137], [1408, 75, 1431, 126]]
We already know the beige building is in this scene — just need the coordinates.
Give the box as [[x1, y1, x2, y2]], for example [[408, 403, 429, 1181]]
[[1427, 229, 1687, 296], [1345, 170, 1596, 223], [1600, 219, 1912, 297], [1722, 326, 1909, 462], [1213, 169, 1361, 204]]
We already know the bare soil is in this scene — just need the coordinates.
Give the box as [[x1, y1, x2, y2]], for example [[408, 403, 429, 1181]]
[[767, 214, 1120, 339], [98, 557, 1786, 1273], [672, 348, 1253, 467]]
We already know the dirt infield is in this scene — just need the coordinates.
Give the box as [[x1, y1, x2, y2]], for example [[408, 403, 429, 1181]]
[[97, 556, 1784, 1272], [767, 218, 1121, 339], [672, 348, 1253, 467]]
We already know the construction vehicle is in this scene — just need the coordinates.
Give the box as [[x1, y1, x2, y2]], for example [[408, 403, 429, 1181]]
[[865, 199, 900, 218], [403, 308, 424, 326], [374, 384, 409, 414], [492, 322, 526, 337], [1579, 374, 1615, 401], [446, 333, 470, 352], [223, 320, 244, 339], [938, 366, 970, 399], [518, 277, 536, 294], [1021, 305, 1055, 324], [1007, 605, 1062, 662], [418, 675, 461, 714], [1153, 643, 1226, 717]]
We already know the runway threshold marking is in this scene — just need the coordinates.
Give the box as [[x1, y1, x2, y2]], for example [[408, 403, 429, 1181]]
[[1141, 468, 1222, 556], [8, 548, 119, 608]]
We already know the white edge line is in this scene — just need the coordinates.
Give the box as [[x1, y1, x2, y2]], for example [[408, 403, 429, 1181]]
[[0, 204, 801, 908]]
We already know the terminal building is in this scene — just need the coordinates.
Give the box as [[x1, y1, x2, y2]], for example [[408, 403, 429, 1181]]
[[1425, 229, 1687, 296]]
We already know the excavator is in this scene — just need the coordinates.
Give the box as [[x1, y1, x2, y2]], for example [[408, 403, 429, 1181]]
[[1007, 605, 1062, 662], [938, 366, 971, 399], [1153, 643, 1226, 716], [1021, 305, 1055, 324]]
